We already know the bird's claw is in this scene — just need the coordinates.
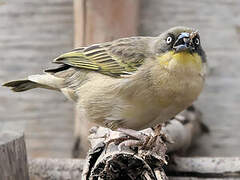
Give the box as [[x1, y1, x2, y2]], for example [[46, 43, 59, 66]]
[[105, 124, 168, 152]]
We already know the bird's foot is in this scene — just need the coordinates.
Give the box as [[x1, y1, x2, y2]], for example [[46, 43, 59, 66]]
[[106, 124, 170, 152], [105, 129, 144, 152], [116, 128, 151, 151]]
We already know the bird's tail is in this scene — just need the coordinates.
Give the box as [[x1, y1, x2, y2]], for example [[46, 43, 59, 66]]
[[2, 74, 64, 92], [3, 80, 40, 92]]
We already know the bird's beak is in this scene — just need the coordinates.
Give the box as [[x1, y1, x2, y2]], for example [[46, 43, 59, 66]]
[[173, 32, 197, 53]]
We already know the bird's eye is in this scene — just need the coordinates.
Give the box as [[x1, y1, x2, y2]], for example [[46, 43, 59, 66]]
[[166, 36, 173, 44], [194, 37, 200, 45]]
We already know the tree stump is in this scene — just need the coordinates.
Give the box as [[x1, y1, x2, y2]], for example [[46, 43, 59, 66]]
[[0, 131, 29, 180], [82, 127, 168, 180]]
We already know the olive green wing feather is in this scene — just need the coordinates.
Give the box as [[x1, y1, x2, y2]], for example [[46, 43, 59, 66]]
[[51, 37, 151, 77]]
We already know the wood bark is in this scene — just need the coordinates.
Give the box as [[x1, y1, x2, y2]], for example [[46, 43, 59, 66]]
[[0, 131, 29, 180], [82, 126, 168, 180]]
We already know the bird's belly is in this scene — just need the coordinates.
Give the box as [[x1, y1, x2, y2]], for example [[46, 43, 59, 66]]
[[122, 75, 204, 130], [122, 102, 162, 130], [122, 99, 186, 130]]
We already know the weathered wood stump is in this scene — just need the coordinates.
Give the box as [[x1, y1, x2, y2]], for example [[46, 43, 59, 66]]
[[82, 127, 168, 180], [0, 131, 29, 180]]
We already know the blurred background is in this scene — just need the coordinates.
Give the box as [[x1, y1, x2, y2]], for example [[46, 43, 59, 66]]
[[0, 0, 240, 158]]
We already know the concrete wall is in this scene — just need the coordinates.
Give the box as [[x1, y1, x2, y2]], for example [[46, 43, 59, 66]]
[[0, 0, 74, 158], [140, 0, 240, 156]]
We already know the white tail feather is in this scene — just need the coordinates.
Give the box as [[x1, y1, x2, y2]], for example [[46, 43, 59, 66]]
[[28, 74, 64, 89]]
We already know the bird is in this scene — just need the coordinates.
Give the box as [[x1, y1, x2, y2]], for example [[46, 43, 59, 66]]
[[3, 26, 207, 156]]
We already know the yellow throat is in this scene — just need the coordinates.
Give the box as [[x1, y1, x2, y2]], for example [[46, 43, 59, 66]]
[[157, 50, 203, 72]]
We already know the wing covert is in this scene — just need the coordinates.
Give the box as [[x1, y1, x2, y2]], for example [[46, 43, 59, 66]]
[[53, 37, 152, 77]]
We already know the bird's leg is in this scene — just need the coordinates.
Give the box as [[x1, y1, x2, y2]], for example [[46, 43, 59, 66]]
[[117, 139, 146, 151], [105, 124, 172, 152], [118, 124, 172, 150], [117, 128, 152, 149], [117, 128, 149, 141], [107, 127, 157, 151], [154, 124, 174, 144], [106, 135, 134, 147], [104, 127, 149, 151]]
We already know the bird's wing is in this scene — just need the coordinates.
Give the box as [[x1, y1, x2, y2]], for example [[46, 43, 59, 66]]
[[49, 37, 152, 77]]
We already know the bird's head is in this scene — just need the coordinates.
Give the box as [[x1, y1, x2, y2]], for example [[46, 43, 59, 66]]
[[154, 26, 206, 71]]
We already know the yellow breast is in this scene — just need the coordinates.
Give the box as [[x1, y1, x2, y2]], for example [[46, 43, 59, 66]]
[[157, 50, 203, 73], [150, 50, 205, 110]]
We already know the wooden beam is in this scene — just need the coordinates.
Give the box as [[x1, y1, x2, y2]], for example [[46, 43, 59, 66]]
[[74, 0, 139, 47], [28, 157, 240, 180], [29, 158, 84, 180], [74, 0, 86, 47], [167, 157, 240, 179], [0, 131, 29, 180]]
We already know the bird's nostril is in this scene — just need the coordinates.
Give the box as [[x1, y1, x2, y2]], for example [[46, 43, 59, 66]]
[[174, 38, 185, 47], [183, 37, 189, 43]]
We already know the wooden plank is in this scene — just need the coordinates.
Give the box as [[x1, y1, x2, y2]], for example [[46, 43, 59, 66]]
[[168, 157, 240, 173], [28, 157, 240, 180], [167, 157, 240, 179], [29, 158, 84, 180], [73, 0, 86, 47], [0, 131, 29, 180]]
